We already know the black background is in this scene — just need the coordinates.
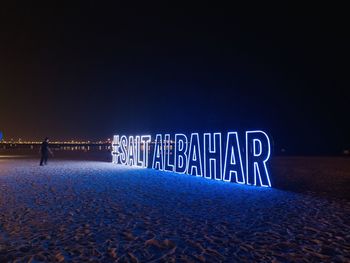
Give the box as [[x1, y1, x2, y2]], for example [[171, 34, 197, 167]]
[[0, 2, 349, 154]]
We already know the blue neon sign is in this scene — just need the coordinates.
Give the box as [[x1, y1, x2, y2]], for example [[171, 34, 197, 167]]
[[112, 131, 272, 187]]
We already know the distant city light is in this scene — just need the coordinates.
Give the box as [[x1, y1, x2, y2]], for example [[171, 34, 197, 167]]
[[0, 139, 110, 145]]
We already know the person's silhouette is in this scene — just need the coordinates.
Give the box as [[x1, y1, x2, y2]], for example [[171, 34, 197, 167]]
[[40, 137, 53, 166]]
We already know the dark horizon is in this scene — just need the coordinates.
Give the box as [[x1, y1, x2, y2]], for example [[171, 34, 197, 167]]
[[1, 2, 349, 155]]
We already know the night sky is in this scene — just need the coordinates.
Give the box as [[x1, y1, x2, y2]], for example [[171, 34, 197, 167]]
[[0, 2, 349, 155]]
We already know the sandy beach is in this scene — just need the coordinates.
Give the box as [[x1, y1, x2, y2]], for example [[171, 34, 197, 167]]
[[0, 157, 349, 262]]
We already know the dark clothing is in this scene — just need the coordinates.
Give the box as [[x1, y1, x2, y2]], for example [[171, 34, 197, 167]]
[[41, 141, 49, 154], [40, 141, 50, 165], [40, 153, 48, 166]]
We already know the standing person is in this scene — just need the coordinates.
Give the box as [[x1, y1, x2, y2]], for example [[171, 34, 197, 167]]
[[40, 137, 53, 166]]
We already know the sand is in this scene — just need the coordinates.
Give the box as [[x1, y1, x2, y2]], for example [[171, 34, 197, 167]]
[[0, 157, 349, 262]]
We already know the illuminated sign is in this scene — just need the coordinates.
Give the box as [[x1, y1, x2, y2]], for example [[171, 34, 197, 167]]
[[111, 131, 271, 187]]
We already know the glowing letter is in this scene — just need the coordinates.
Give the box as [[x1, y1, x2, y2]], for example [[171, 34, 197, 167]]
[[141, 135, 151, 168], [246, 130, 271, 187], [174, 133, 188, 173], [187, 133, 203, 176], [111, 135, 120, 164], [135, 136, 143, 167], [223, 132, 245, 184], [203, 133, 222, 180], [120, 135, 128, 165], [164, 134, 174, 172], [152, 134, 164, 170], [128, 136, 136, 166]]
